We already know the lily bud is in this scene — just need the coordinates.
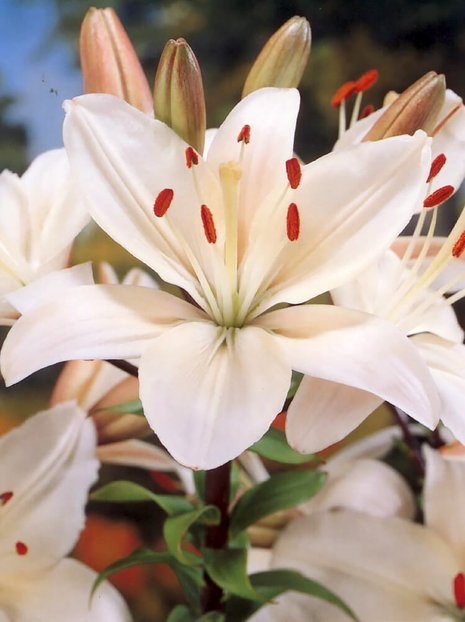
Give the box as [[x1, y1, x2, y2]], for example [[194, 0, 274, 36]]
[[363, 71, 445, 141], [80, 7, 153, 114], [242, 16, 311, 98], [153, 38, 206, 154]]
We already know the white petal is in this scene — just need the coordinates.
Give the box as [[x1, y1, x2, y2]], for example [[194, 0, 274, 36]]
[[424, 445, 465, 567], [139, 321, 291, 469], [412, 333, 465, 443], [1, 285, 205, 386], [333, 107, 385, 151], [0, 403, 97, 578], [265, 510, 459, 622], [286, 376, 383, 453], [302, 458, 415, 519], [255, 305, 440, 436], [0, 558, 131, 621]]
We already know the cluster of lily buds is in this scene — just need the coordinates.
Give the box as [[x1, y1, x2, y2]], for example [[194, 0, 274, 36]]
[[80, 9, 311, 152]]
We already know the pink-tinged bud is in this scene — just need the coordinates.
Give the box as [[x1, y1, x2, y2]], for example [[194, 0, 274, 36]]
[[153, 38, 206, 154], [242, 16, 311, 97], [363, 71, 445, 141], [80, 7, 153, 113]]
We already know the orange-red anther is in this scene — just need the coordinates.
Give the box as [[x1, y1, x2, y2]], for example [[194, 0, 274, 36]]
[[454, 573, 465, 609], [423, 185, 454, 208], [201, 204, 217, 243], [286, 203, 300, 241], [427, 153, 447, 183], [237, 124, 251, 144], [354, 69, 379, 93], [0, 492, 13, 506], [360, 104, 375, 119], [286, 157, 302, 189], [185, 146, 199, 168], [452, 231, 465, 258], [16, 541, 28, 556], [331, 81, 356, 108], [153, 188, 174, 217]]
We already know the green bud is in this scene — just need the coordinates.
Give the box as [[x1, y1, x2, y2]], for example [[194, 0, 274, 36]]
[[242, 16, 311, 98], [153, 38, 206, 154]]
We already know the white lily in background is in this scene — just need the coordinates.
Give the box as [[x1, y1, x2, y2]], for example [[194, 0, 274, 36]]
[[253, 447, 465, 622], [1, 87, 441, 469], [0, 149, 89, 324], [0, 402, 131, 621]]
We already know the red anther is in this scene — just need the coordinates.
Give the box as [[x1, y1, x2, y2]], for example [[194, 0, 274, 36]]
[[150, 471, 180, 493], [153, 188, 174, 217], [331, 81, 356, 108], [0, 491, 13, 506], [454, 573, 465, 608], [452, 231, 465, 258], [286, 203, 300, 241], [15, 541, 28, 556], [201, 204, 217, 244], [185, 146, 199, 168], [237, 124, 251, 144], [360, 104, 375, 119], [354, 69, 379, 93], [423, 185, 454, 208], [427, 153, 447, 183], [286, 158, 302, 189]]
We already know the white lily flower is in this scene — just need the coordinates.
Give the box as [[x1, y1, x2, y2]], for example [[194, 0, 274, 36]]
[[1, 87, 440, 469], [0, 402, 131, 621], [254, 447, 465, 621], [0, 150, 89, 325]]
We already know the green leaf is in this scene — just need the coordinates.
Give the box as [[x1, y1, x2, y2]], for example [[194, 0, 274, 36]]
[[226, 569, 357, 621], [229, 470, 326, 537], [196, 613, 225, 621], [95, 399, 144, 415], [91, 480, 194, 515], [164, 505, 220, 565], [287, 370, 304, 399], [167, 605, 194, 622], [250, 427, 319, 464], [202, 548, 262, 601], [193, 470, 206, 501]]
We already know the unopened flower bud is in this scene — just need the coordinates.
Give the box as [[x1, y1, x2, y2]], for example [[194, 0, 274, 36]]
[[153, 38, 206, 154], [363, 71, 445, 141], [242, 16, 311, 98], [80, 7, 153, 113]]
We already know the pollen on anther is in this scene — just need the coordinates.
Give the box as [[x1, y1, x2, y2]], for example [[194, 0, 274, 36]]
[[452, 231, 465, 258], [185, 146, 199, 168], [331, 81, 356, 108], [153, 188, 174, 217], [454, 573, 465, 609], [201, 204, 217, 244], [0, 491, 13, 506], [354, 69, 379, 93], [286, 158, 302, 189], [427, 153, 447, 183], [237, 124, 251, 144], [15, 541, 28, 556], [423, 185, 454, 208], [286, 203, 300, 241]]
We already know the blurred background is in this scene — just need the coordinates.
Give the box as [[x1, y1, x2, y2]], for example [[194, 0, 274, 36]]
[[1, 0, 465, 619]]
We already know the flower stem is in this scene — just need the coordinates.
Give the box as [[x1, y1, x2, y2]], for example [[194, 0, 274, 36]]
[[387, 403, 425, 478], [202, 461, 231, 613], [106, 359, 139, 377]]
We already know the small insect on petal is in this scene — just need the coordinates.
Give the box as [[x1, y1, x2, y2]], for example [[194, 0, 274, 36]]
[[423, 185, 454, 208], [153, 188, 174, 217], [360, 104, 375, 119], [185, 146, 199, 168], [286, 158, 302, 189], [426, 153, 447, 183], [16, 541, 28, 556], [201, 204, 217, 243], [452, 231, 465, 258], [286, 203, 300, 241], [454, 573, 465, 609], [237, 124, 251, 144], [354, 69, 379, 93], [331, 81, 356, 108]]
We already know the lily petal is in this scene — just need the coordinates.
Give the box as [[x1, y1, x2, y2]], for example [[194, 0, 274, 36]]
[[255, 305, 440, 448], [0, 403, 97, 578], [139, 321, 291, 469], [1, 285, 206, 386]]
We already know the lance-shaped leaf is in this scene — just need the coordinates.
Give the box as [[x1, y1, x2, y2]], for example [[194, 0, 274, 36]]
[[95, 398, 144, 415], [229, 470, 326, 537], [163, 506, 221, 565], [203, 548, 262, 601], [250, 427, 319, 464]]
